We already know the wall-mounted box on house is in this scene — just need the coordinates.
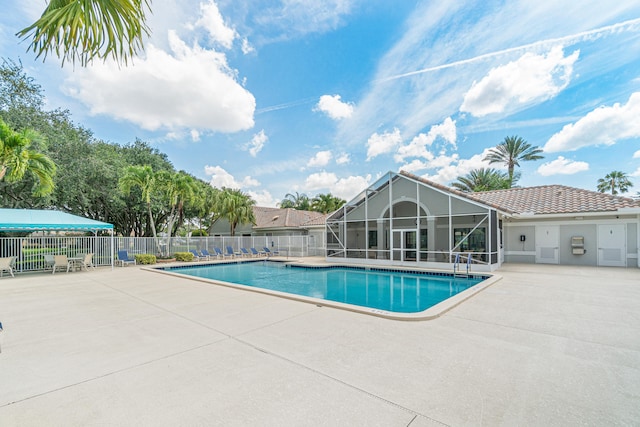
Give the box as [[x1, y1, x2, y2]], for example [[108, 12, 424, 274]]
[[571, 236, 585, 255]]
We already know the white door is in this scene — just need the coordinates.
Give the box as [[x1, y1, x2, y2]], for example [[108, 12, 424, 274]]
[[535, 225, 559, 264], [598, 224, 626, 267]]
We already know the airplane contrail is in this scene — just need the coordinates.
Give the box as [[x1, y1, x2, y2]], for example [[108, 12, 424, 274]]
[[256, 97, 318, 114], [378, 17, 640, 83]]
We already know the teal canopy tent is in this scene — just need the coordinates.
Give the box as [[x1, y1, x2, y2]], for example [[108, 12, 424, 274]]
[[0, 209, 113, 232], [0, 209, 114, 270]]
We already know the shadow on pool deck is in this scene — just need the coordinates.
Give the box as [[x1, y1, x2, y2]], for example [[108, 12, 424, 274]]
[[0, 262, 638, 426]]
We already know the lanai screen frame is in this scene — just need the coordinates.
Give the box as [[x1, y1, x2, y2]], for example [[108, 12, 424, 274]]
[[326, 172, 500, 268]]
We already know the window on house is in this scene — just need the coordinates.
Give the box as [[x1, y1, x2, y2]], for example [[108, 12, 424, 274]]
[[454, 228, 486, 252]]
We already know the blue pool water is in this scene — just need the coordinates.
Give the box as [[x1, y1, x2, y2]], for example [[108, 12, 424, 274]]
[[163, 261, 486, 313]]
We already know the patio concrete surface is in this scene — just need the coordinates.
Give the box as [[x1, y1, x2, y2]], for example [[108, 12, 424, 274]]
[[0, 261, 638, 426]]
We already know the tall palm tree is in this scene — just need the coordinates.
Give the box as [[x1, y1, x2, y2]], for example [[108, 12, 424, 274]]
[[0, 119, 56, 196], [451, 168, 513, 192], [597, 171, 633, 195], [159, 171, 197, 239], [17, 0, 151, 66], [218, 188, 256, 236], [483, 136, 544, 186], [311, 193, 346, 213], [119, 165, 161, 250]]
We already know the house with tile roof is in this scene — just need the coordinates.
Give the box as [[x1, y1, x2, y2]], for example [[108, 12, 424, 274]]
[[325, 171, 640, 271], [209, 205, 329, 241]]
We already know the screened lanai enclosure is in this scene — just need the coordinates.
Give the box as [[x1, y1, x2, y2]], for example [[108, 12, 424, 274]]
[[326, 171, 501, 271]]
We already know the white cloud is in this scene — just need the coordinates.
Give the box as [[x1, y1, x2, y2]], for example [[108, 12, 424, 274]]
[[336, 153, 351, 165], [63, 30, 255, 133], [395, 117, 457, 162], [244, 130, 267, 157], [241, 38, 255, 54], [255, 0, 353, 40], [631, 167, 640, 177], [461, 46, 579, 117], [315, 94, 354, 120], [544, 92, 640, 152], [401, 149, 494, 184], [247, 189, 277, 207], [366, 128, 402, 160], [190, 129, 201, 141], [307, 150, 333, 167], [537, 156, 589, 176], [204, 165, 258, 188], [633, 150, 640, 159], [304, 172, 371, 201], [195, 1, 237, 49]]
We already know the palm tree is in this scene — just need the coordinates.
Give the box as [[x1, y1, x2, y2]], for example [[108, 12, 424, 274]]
[[119, 165, 161, 250], [451, 168, 514, 192], [159, 171, 197, 239], [17, 0, 151, 66], [597, 171, 633, 195], [483, 136, 544, 186], [0, 119, 56, 196], [280, 191, 311, 210], [218, 188, 256, 236], [311, 193, 346, 213]]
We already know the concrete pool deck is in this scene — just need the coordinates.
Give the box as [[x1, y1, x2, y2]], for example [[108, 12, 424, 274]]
[[0, 261, 638, 426]]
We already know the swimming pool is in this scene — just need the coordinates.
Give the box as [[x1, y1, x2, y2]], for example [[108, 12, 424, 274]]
[[156, 261, 496, 319]]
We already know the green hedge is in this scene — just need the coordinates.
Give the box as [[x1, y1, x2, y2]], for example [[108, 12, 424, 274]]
[[135, 254, 157, 265], [174, 252, 194, 262], [190, 229, 208, 236]]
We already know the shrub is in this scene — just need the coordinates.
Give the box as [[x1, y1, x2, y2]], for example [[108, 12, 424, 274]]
[[191, 229, 208, 237], [135, 254, 157, 265], [174, 252, 194, 262]]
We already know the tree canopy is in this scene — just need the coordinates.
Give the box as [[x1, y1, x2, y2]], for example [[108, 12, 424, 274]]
[[451, 168, 514, 193], [279, 191, 345, 213]]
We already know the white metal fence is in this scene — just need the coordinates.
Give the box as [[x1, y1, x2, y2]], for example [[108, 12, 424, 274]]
[[0, 236, 114, 272], [0, 235, 326, 273]]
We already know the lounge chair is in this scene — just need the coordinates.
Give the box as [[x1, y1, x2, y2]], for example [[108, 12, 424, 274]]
[[263, 247, 280, 256], [189, 249, 203, 261], [213, 247, 226, 259], [200, 249, 213, 260], [226, 246, 238, 258], [240, 247, 252, 257], [117, 250, 136, 267], [52, 255, 71, 274], [0, 256, 16, 278], [79, 253, 95, 271], [250, 247, 265, 257]]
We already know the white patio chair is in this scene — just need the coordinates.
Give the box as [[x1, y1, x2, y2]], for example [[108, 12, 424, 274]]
[[0, 257, 16, 278], [79, 253, 95, 271], [52, 255, 71, 274]]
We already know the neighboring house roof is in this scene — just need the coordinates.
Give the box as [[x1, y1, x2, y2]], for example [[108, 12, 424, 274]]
[[0, 209, 113, 231], [399, 170, 640, 216], [253, 207, 327, 230]]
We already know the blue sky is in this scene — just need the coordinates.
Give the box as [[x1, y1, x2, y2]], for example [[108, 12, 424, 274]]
[[2, 1, 640, 206]]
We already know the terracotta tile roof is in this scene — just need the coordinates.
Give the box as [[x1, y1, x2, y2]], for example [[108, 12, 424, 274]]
[[399, 170, 640, 215], [468, 185, 640, 215], [252, 207, 327, 229]]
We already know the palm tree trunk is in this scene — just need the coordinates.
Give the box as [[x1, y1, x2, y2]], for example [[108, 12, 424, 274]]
[[147, 202, 161, 254]]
